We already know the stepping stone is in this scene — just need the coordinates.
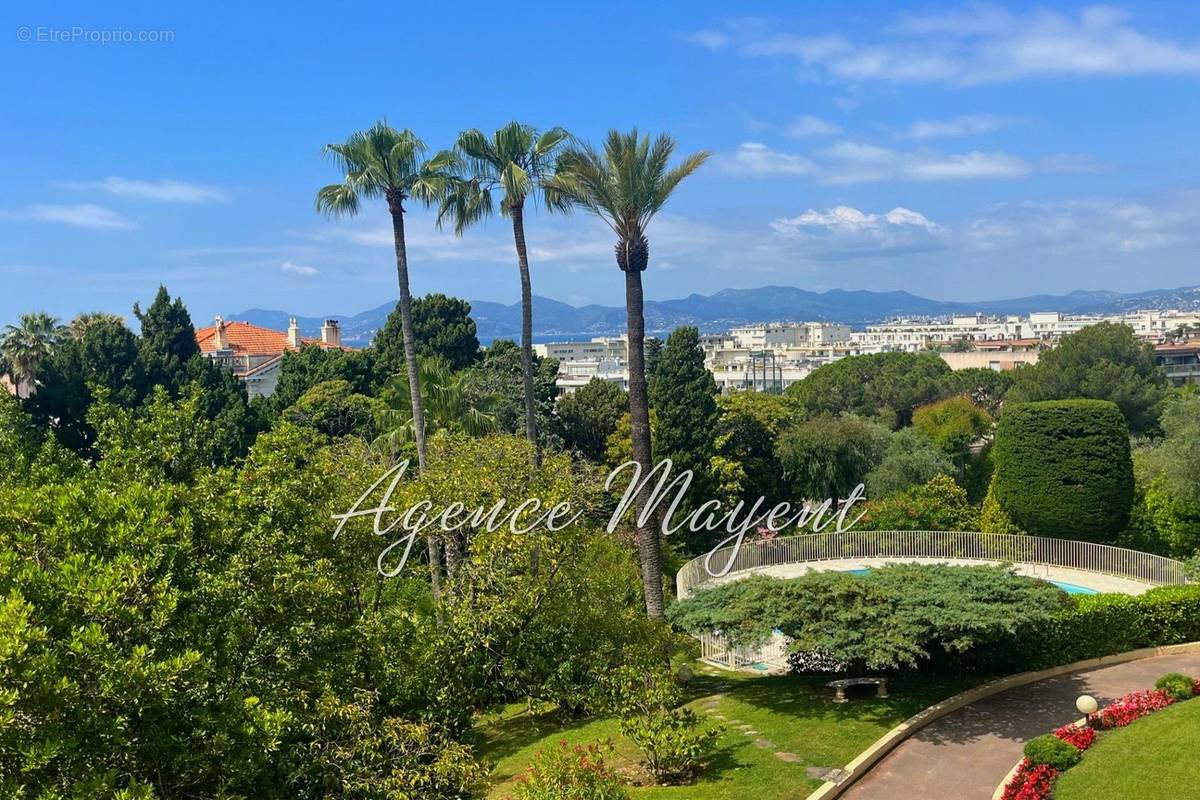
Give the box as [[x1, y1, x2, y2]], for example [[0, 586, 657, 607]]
[[775, 752, 803, 763], [806, 767, 851, 784], [753, 738, 774, 748], [711, 714, 728, 720]]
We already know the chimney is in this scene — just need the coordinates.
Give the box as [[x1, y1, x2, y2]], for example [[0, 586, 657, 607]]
[[287, 318, 301, 348], [213, 315, 228, 350], [320, 319, 341, 347]]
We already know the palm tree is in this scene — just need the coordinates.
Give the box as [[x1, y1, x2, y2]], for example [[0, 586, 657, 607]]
[[373, 356, 500, 454], [68, 311, 124, 339], [316, 121, 457, 600], [548, 130, 709, 618], [437, 122, 571, 463], [1, 312, 65, 397]]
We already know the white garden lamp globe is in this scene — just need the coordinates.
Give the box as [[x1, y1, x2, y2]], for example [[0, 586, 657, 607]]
[[1076, 695, 1099, 715]]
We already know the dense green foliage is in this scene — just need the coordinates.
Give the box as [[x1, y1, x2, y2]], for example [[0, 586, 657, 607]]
[[711, 391, 794, 506], [669, 565, 1071, 672], [1154, 672, 1195, 702], [775, 416, 888, 501], [270, 344, 381, 412], [464, 339, 560, 448], [1007, 322, 1169, 434], [911, 396, 992, 467], [283, 378, 381, 439], [864, 427, 955, 499], [650, 326, 719, 524], [992, 400, 1134, 541], [785, 352, 952, 428], [1024, 734, 1081, 770], [557, 377, 628, 462], [860, 474, 981, 531], [375, 293, 482, 373], [943, 367, 1014, 417]]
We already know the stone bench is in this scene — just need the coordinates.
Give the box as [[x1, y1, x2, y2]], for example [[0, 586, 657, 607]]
[[827, 677, 889, 703]]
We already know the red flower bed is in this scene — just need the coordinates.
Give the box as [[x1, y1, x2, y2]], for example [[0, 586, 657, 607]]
[[1000, 759, 1058, 800], [1087, 688, 1174, 730], [1053, 723, 1095, 751]]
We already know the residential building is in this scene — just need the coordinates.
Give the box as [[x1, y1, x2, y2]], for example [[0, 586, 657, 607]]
[[196, 316, 346, 398], [1155, 342, 1200, 387]]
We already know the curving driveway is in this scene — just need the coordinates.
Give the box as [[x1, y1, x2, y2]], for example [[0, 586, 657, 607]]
[[839, 652, 1200, 800]]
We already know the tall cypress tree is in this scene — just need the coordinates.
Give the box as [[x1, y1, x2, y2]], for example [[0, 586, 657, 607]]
[[649, 325, 718, 551], [135, 285, 199, 392]]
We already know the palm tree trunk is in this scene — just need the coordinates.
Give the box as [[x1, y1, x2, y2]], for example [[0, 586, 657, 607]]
[[623, 264, 666, 618], [510, 203, 541, 465], [389, 200, 442, 605]]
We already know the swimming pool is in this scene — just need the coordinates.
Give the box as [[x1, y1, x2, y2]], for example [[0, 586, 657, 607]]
[[843, 568, 1099, 595]]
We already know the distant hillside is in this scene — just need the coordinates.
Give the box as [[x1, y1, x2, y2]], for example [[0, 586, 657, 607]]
[[228, 284, 1200, 345]]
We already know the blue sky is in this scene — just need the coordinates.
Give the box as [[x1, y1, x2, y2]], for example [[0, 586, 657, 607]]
[[3, 1, 1200, 326]]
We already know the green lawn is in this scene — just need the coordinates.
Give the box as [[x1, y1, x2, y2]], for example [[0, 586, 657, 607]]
[[1054, 698, 1200, 800], [473, 665, 979, 800]]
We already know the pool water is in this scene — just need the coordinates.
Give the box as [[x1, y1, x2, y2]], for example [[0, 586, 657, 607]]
[[843, 568, 1099, 595]]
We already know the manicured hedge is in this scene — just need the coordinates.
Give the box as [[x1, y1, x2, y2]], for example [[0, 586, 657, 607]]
[[994, 585, 1200, 672], [992, 399, 1134, 542]]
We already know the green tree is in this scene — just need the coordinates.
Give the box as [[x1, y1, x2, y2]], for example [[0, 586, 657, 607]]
[[463, 339, 560, 447], [786, 351, 952, 428], [860, 474, 980, 531], [548, 130, 709, 618], [556, 377, 628, 462], [775, 416, 889, 503], [864, 427, 955, 499], [374, 357, 499, 454], [284, 379, 381, 439], [711, 391, 795, 506], [1, 311, 65, 396], [1141, 392, 1200, 505], [650, 326, 718, 503], [134, 285, 199, 392], [943, 367, 1014, 417], [27, 315, 146, 454], [912, 396, 993, 471], [317, 121, 457, 601], [1008, 322, 1169, 435], [270, 344, 381, 413], [992, 399, 1135, 542], [438, 122, 571, 457], [374, 293, 480, 375]]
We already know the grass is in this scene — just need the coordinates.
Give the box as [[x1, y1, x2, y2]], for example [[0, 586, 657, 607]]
[[473, 663, 980, 800], [1054, 698, 1200, 800]]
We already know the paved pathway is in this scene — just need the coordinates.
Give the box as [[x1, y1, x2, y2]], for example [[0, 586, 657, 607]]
[[840, 652, 1200, 800]]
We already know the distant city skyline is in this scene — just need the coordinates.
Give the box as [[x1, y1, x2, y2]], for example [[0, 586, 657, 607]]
[[4, 2, 1200, 325]]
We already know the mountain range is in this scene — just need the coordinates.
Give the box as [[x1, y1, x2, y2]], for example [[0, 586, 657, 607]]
[[228, 284, 1200, 346]]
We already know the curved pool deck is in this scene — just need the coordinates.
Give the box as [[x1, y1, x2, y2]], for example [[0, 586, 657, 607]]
[[691, 557, 1157, 596]]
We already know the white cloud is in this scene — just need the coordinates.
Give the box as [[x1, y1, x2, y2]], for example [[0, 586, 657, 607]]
[[691, 7, 1200, 85], [280, 261, 319, 276], [62, 177, 230, 203], [687, 29, 729, 49], [718, 142, 817, 176], [965, 197, 1191, 253], [770, 205, 948, 258], [12, 203, 136, 230], [782, 115, 841, 137], [721, 140, 1030, 183], [907, 113, 1009, 139]]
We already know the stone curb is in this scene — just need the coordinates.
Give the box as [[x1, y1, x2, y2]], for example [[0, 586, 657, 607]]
[[804, 641, 1200, 800]]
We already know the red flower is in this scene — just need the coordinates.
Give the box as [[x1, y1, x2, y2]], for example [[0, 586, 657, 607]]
[[1088, 689, 1173, 730], [1053, 723, 1095, 751], [1001, 759, 1058, 800]]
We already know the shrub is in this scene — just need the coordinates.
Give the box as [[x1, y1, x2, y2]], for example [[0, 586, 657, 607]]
[[979, 475, 1024, 534], [510, 740, 629, 800], [1023, 734, 1081, 771], [1154, 672, 1196, 702], [604, 666, 720, 784], [992, 399, 1134, 542], [858, 474, 980, 532]]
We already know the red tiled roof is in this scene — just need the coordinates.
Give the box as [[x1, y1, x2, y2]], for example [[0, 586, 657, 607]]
[[1155, 342, 1200, 352], [195, 320, 341, 357]]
